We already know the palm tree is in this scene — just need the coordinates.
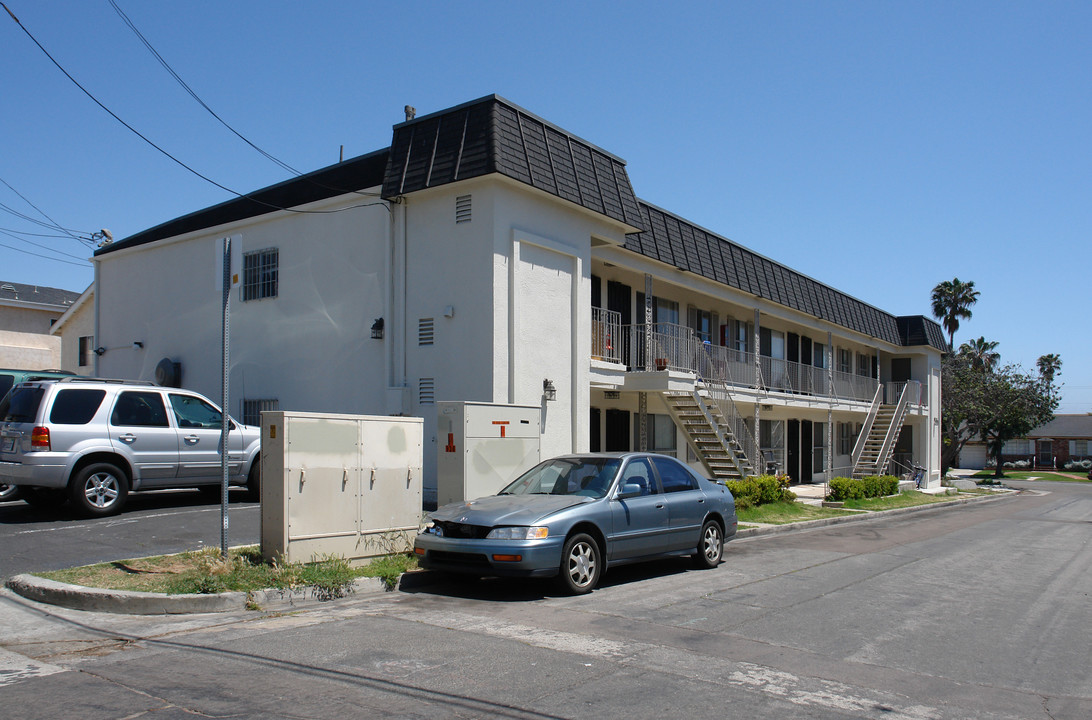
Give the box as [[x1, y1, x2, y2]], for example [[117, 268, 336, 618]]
[[1037, 353, 1062, 386], [958, 336, 1000, 372], [931, 278, 980, 350]]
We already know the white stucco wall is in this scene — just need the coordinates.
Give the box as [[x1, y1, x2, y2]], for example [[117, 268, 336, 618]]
[[0, 330, 61, 369], [95, 193, 391, 419]]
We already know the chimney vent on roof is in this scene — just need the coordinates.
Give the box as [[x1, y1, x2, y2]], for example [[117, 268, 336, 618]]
[[404, 105, 416, 122]]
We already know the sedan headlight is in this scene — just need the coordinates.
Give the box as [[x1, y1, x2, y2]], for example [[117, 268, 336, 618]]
[[486, 526, 549, 540]]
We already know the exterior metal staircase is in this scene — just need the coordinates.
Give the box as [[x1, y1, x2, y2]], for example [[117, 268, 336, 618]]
[[663, 390, 755, 481], [851, 381, 919, 478]]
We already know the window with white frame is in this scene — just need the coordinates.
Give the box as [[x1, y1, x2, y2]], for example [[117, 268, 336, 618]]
[[838, 348, 852, 374], [654, 297, 679, 325], [688, 307, 716, 343], [813, 342, 827, 369], [634, 414, 677, 457], [242, 248, 279, 301], [838, 422, 859, 455], [1071, 440, 1089, 456], [856, 352, 872, 377], [78, 335, 94, 367]]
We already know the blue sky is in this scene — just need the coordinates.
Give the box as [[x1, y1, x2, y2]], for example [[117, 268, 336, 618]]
[[2, 1, 1089, 412]]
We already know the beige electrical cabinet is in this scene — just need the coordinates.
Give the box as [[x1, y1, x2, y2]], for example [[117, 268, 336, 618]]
[[261, 411, 423, 565], [436, 402, 541, 506]]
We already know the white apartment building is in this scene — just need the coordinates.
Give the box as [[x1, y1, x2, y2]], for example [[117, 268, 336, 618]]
[[91, 95, 945, 502]]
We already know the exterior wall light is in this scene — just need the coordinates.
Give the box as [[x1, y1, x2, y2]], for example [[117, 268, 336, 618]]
[[543, 379, 557, 401], [371, 318, 384, 339]]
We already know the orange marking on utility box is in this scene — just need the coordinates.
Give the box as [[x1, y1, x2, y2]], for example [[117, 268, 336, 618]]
[[492, 420, 510, 438], [445, 433, 456, 452]]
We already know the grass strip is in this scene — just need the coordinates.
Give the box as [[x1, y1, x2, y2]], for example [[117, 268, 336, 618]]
[[35, 546, 418, 596]]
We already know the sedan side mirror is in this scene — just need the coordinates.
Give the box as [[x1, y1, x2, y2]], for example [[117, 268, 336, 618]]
[[616, 483, 642, 500]]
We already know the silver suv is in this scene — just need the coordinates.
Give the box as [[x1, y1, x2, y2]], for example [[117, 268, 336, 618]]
[[0, 378, 261, 517]]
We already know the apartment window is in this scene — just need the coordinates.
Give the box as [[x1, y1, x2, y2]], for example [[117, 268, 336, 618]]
[[78, 335, 94, 367], [838, 422, 859, 455], [688, 307, 716, 343], [243, 248, 279, 301], [760, 328, 785, 359], [654, 297, 679, 325], [813, 342, 827, 369], [838, 348, 852, 375], [634, 413, 677, 457], [242, 398, 278, 427], [856, 352, 871, 378], [723, 317, 752, 354]]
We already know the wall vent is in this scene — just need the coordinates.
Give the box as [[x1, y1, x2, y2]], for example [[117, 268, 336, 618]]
[[455, 195, 472, 224], [418, 318, 435, 345], [419, 378, 435, 405]]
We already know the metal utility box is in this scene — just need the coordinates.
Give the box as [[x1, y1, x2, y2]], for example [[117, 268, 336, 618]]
[[432, 399, 539, 506], [261, 411, 423, 565], [436, 402, 541, 506]]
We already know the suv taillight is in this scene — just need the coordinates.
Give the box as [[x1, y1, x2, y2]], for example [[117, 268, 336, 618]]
[[31, 426, 50, 450]]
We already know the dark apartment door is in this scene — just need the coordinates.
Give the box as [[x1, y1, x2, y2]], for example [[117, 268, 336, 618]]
[[892, 358, 912, 383], [590, 407, 601, 452], [801, 420, 813, 481], [607, 281, 631, 325], [787, 333, 799, 364], [787, 420, 800, 483], [605, 409, 630, 452]]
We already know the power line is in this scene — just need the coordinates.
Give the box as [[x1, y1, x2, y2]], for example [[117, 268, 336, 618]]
[[0, 239, 92, 267], [0, 175, 91, 242], [0, 228, 91, 261], [2, 2, 387, 218], [109, 0, 380, 199]]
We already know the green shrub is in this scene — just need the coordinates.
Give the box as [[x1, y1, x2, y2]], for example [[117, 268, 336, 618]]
[[827, 475, 899, 501], [726, 473, 795, 509]]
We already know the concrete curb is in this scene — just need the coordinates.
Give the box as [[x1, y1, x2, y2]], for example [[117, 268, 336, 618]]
[[4, 574, 394, 615], [6, 490, 1014, 615]]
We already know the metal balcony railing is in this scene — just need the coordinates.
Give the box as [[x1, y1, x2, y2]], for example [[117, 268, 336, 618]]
[[591, 308, 622, 364], [612, 322, 881, 404]]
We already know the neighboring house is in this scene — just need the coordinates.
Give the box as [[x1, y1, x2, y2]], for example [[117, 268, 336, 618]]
[[0, 281, 81, 370], [959, 414, 1092, 470], [48, 285, 96, 375], [91, 95, 946, 502]]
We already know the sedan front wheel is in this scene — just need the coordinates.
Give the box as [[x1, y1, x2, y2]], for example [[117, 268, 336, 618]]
[[559, 533, 601, 595]]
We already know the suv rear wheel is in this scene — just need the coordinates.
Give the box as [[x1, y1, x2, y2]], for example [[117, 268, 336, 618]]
[[69, 462, 129, 517]]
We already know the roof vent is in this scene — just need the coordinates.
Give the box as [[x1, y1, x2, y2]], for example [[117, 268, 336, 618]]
[[404, 105, 416, 122]]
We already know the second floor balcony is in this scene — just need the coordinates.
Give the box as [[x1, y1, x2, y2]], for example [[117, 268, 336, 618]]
[[591, 313, 897, 406]]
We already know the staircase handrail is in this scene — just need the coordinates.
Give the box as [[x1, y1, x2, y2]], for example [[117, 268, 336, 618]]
[[874, 380, 920, 475], [693, 341, 759, 474], [851, 384, 884, 469]]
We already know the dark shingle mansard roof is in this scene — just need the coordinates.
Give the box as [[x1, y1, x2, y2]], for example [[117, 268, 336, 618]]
[[0, 281, 81, 307], [381, 95, 645, 232], [624, 202, 947, 350], [97, 150, 390, 256]]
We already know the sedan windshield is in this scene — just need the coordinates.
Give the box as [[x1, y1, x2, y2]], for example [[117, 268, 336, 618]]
[[500, 457, 622, 499]]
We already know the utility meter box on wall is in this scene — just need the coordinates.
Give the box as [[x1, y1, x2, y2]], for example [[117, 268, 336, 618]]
[[436, 402, 541, 506], [261, 411, 423, 565]]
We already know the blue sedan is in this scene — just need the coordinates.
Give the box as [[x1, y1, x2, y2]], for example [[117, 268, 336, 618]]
[[414, 452, 737, 594]]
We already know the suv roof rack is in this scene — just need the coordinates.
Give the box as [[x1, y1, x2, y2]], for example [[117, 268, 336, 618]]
[[50, 377, 157, 386]]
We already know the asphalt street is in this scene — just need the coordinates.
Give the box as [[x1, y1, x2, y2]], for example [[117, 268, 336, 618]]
[[1, 480, 1090, 719]]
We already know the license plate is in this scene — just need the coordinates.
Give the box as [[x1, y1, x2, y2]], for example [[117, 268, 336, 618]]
[[1, 437, 15, 453]]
